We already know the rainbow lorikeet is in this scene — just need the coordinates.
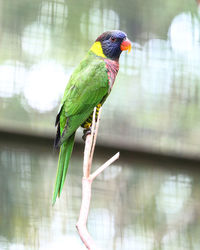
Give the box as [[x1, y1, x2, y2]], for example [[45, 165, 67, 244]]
[[52, 30, 131, 205]]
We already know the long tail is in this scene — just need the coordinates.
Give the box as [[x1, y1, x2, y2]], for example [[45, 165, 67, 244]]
[[52, 133, 75, 205]]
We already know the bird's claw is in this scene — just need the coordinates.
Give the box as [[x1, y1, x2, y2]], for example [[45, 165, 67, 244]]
[[82, 128, 92, 141]]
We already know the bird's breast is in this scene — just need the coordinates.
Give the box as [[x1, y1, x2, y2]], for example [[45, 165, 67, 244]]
[[103, 59, 119, 92]]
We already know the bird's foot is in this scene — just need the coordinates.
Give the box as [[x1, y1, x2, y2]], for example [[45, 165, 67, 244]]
[[82, 127, 92, 141]]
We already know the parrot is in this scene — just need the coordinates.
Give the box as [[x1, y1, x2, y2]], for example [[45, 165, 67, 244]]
[[52, 30, 131, 205]]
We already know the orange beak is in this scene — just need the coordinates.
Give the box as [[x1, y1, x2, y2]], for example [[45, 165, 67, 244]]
[[120, 39, 132, 53]]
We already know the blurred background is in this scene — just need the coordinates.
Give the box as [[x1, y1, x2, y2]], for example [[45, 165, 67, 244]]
[[0, 0, 200, 249]]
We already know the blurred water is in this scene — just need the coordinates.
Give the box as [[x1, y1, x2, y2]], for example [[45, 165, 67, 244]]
[[0, 140, 200, 250], [0, 0, 200, 158]]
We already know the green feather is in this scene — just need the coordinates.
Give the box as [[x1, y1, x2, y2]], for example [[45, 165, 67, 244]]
[[53, 51, 110, 205], [52, 133, 75, 205], [59, 133, 75, 194]]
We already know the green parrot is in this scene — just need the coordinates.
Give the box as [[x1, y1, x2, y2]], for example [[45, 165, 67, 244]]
[[52, 30, 131, 205]]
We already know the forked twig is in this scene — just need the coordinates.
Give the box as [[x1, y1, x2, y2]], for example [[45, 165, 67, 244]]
[[76, 107, 120, 250]]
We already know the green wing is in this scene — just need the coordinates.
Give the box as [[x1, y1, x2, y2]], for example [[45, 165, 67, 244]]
[[59, 52, 109, 144]]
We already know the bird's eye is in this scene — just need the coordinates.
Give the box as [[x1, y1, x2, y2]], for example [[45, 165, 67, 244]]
[[110, 36, 117, 42]]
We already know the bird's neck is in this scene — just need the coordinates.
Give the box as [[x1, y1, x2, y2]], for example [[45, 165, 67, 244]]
[[89, 41, 120, 64], [88, 44, 119, 91], [90, 41, 106, 58], [103, 58, 119, 92]]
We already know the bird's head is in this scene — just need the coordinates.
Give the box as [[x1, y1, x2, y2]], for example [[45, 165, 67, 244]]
[[90, 30, 131, 61]]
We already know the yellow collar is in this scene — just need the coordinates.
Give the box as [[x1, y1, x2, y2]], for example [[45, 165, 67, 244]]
[[90, 41, 106, 58]]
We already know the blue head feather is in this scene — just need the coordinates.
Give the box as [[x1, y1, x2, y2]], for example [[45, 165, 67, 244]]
[[96, 30, 127, 60]]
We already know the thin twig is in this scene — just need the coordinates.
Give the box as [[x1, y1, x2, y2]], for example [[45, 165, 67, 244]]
[[90, 152, 120, 181], [88, 107, 97, 170], [89, 108, 102, 164], [83, 133, 92, 178]]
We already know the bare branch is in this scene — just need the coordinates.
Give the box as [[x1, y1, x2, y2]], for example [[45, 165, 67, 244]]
[[76, 107, 120, 249]]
